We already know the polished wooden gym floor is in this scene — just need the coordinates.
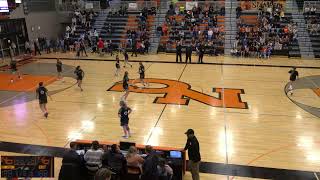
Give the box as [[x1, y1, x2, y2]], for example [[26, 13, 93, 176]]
[[0, 52, 320, 180]]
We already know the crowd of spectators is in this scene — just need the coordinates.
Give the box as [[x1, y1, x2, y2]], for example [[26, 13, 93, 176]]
[[158, 3, 225, 55], [304, 3, 320, 35], [233, 3, 296, 58], [121, 6, 155, 54], [59, 141, 173, 180]]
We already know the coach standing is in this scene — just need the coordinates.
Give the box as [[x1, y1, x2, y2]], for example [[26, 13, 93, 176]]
[[184, 129, 201, 180], [176, 42, 182, 63], [185, 44, 192, 63]]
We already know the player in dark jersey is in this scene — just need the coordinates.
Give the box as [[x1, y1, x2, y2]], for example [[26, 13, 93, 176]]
[[287, 67, 299, 96], [10, 59, 21, 83], [118, 100, 132, 138], [123, 50, 132, 68], [56, 59, 63, 80], [36, 82, 50, 118], [122, 71, 130, 100], [138, 62, 148, 87], [74, 66, 84, 91], [115, 55, 121, 76]]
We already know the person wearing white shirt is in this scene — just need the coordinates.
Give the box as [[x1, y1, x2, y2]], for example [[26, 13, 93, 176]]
[[208, 29, 213, 40]]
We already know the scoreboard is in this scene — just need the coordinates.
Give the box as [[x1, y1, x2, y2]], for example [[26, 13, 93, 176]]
[[1, 156, 54, 178]]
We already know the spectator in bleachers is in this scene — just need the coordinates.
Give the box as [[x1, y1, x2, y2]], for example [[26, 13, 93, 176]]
[[97, 38, 104, 55], [311, 5, 317, 15], [59, 142, 85, 180], [234, 2, 294, 59], [34, 39, 41, 56], [84, 141, 104, 175], [24, 40, 32, 55], [144, 40, 150, 54], [236, 6, 242, 18]]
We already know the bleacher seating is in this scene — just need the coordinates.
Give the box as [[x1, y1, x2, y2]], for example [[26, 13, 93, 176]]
[[303, 1, 320, 58], [158, 1, 225, 54], [235, 2, 300, 58]]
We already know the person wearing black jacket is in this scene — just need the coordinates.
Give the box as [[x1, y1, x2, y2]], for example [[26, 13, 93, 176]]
[[142, 145, 159, 180], [185, 44, 192, 63], [102, 144, 127, 180], [184, 129, 201, 180], [176, 42, 182, 63], [197, 43, 205, 63], [59, 142, 85, 180]]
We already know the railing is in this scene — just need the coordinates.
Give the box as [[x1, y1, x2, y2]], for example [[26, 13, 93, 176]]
[[0, 43, 25, 61]]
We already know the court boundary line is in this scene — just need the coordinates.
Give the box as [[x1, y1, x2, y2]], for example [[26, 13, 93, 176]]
[[37, 57, 320, 69], [145, 64, 188, 144]]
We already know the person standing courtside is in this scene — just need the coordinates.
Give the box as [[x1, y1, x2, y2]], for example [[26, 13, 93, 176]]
[[184, 129, 201, 180], [287, 67, 299, 96], [56, 59, 63, 80], [131, 40, 138, 57], [197, 43, 205, 63], [36, 82, 51, 118], [185, 44, 192, 63], [176, 42, 182, 63]]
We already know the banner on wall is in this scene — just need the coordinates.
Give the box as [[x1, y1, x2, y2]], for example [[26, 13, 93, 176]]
[[128, 3, 137, 10], [186, 2, 198, 10], [240, 1, 286, 10]]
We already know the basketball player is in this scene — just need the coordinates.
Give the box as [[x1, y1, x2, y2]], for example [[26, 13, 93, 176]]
[[287, 67, 299, 96], [36, 82, 51, 118], [123, 50, 132, 68], [118, 100, 132, 138], [138, 62, 148, 87], [56, 59, 62, 80], [115, 55, 121, 76], [74, 66, 84, 91], [122, 71, 130, 100], [10, 59, 21, 83]]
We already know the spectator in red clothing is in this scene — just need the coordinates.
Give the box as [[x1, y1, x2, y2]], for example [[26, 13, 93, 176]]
[[97, 38, 104, 55], [162, 23, 168, 36]]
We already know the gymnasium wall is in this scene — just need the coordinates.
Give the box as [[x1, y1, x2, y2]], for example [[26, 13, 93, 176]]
[[9, 5, 61, 41]]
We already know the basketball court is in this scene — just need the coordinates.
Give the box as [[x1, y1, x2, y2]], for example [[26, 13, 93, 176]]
[[0, 53, 320, 179]]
